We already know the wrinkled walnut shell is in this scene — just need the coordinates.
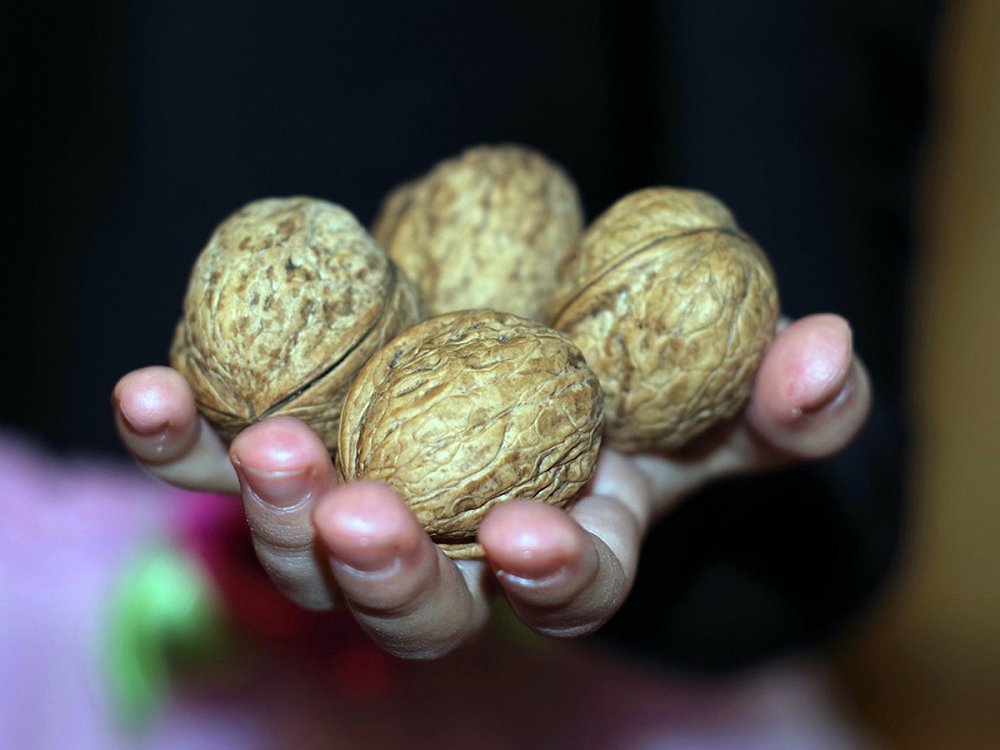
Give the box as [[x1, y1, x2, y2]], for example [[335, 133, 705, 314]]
[[170, 197, 422, 453], [337, 310, 604, 559], [548, 187, 779, 454], [372, 144, 584, 321]]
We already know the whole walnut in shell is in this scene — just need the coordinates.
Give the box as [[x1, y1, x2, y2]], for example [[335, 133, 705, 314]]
[[371, 144, 584, 321], [337, 310, 604, 559], [548, 187, 779, 454], [170, 197, 422, 453]]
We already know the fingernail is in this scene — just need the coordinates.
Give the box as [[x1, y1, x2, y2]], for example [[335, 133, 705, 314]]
[[234, 459, 312, 509], [805, 319, 852, 392], [491, 541, 576, 589], [494, 566, 569, 590], [120, 410, 169, 437], [116, 392, 171, 440], [332, 544, 403, 578], [329, 513, 411, 577], [117, 409, 176, 460], [779, 325, 852, 424], [803, 363, 857, 417]]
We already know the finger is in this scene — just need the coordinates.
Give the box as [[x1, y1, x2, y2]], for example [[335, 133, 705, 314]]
[[313, 481, 491, 659], [229, 417, 340, 610], [478, 449, 651, 638], [628, 313, 871, 515], [746, 313, 872, 459], [113, 366, 238, 493]]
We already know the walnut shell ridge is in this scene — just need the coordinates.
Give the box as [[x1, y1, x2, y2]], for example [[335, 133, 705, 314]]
[[549, 187, 780, 454], [170, 197, 423, 453], [337, 310, 604, 559], [371, 144, 584, 321]]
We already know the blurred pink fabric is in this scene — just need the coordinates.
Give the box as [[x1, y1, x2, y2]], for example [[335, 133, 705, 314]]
[[0, 429, 874, 749]]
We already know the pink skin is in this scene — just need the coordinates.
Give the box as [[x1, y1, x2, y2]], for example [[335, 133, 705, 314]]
[[113, 313, 871, 659]]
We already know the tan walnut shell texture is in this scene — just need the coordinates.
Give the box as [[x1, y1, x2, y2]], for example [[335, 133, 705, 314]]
[[548, 187, 780, 454], [337, 310, 604, 559], [170, 197, 422, 452], [371, 144, 584, 321]]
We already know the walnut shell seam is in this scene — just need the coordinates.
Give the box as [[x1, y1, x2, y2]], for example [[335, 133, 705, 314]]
[[181, 258, 409, 426], [549, 225, 753, 327]]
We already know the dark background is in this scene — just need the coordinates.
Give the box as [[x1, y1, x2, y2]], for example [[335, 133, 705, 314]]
[[3, 0, 940, 672]]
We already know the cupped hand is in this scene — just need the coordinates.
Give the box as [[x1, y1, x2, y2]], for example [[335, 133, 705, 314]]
[[113, 313, 870, 658]]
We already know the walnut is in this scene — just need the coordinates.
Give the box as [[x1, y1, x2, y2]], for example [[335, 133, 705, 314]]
[[547, 187, 780, 453], [170, 197, 422, 453], [371, 144, 584, 321], [337, 310, 604, 559]]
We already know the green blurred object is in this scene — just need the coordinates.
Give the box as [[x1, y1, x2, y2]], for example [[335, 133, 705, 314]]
[[489, 596, 558, 652], [102, 542, 234, 730]]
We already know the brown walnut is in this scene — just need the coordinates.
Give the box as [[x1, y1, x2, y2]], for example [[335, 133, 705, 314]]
[[371, 144, 584, 321], [170, 196, 422, 453], [548, 187, 780, 454], [337, 310, 604, 559]]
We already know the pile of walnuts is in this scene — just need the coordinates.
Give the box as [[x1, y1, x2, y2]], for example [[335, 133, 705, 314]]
[[171, 144, 779, 558]]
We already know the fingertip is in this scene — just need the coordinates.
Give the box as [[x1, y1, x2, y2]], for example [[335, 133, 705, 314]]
[[313, 481, 487, 659], [479, 501, 590, 581], [753, 314, 853, 426], [313, 481, 423, 571], [748, 315, 872, 460], [114, 367, 203, 467], [112, 368, 240, 493], [230, 416, 328, 474], [114, 366, 196, 436]]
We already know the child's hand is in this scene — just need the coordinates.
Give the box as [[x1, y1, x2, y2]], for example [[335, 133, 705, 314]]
[[113, 313, 869, 658]]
